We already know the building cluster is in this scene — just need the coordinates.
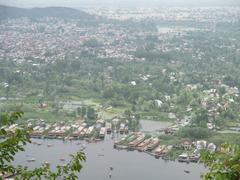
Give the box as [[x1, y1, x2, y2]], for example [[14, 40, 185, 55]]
[[0, 17, 143, 65], [88, 7, 240, 23], [114, 132, 217, 163], [1, 7, 239, 69]]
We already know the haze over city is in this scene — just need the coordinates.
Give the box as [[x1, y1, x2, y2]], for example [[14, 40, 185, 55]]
[[1, 0, 240, 8]]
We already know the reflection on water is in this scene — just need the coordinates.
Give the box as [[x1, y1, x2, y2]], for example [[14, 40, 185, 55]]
[[13, 135, 205, 180], [140, 120, 172, 132]]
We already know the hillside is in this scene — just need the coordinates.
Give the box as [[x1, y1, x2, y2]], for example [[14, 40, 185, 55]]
[[0, 5, 95, 20]]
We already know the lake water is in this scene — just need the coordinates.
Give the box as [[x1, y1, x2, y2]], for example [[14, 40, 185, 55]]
[[140, 120, 172, 132], [13, 135, 205, 180]]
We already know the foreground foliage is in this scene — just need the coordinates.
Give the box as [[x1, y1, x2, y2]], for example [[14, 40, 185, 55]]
[[201, 143, 240, 180], [0, 112, 86, 180]]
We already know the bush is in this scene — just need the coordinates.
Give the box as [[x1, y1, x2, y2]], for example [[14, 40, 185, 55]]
[[178, 127, 212, 140]]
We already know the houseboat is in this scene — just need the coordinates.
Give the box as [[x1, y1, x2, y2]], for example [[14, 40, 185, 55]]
[[128, 134, 145, 150], [113, 140, 119, 148], [124, 126, 129, 134], [99, 127, 106, 138], [189, 154, 200, 163], [72, 126, 84, 138], [106, 122, 112, 134], [154, 145, 166, 158], [119, 123, 125, 134], [136, 138, 151, 152], [146, 138, 160, 151], [160, 145, 172, 157], [79, 128, 88, 138], [86, 126, 94, 137], [178, 153, 189, 163]]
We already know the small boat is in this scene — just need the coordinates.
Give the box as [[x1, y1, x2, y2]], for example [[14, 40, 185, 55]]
[[37, 142, 42, 146], [110, 167, 114, 171], [109, 173, 112, 178], [81, 144, 86, 150], [47, 144, 53, 147], [43, 161, 50, 165], [184, 169, 190, 173], [27, 158, 36, 162], [59, 158, 65, 161]]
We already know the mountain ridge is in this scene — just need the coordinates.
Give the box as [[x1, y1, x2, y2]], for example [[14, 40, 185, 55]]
[[0, 5, 95, 20]]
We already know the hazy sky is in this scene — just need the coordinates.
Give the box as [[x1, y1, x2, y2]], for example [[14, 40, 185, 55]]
[[0, 0, 239, 8]]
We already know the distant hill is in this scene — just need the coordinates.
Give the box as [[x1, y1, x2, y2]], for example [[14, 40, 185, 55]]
[[0, 5, 95, 20]]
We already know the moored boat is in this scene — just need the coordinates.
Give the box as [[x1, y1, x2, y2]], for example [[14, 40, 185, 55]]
[[178, 153, 189, 163]]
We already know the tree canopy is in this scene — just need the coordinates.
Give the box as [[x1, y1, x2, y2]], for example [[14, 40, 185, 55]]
[[201, 143, 240, 180], [0, 112, 86, 180]]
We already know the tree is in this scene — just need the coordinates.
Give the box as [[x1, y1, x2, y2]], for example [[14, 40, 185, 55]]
[[87, 107, 95, 120], [102, 88, 114, 99], [83, 39, 102, 48], [193, 108, 208, 127], [178, 127, 212, 140], [77, 107, 82, 116], [81, 106, 86, 118], [201, 143, 240, 180], [124, 109, 131, 120], [134, 114, 140, 131], [0, 112, 86, 179], [131, 105, 136, 112]]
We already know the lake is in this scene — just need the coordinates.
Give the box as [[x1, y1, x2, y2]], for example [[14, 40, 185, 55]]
[[140, 120, 172, 132], [13, 135, 206, 180]]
